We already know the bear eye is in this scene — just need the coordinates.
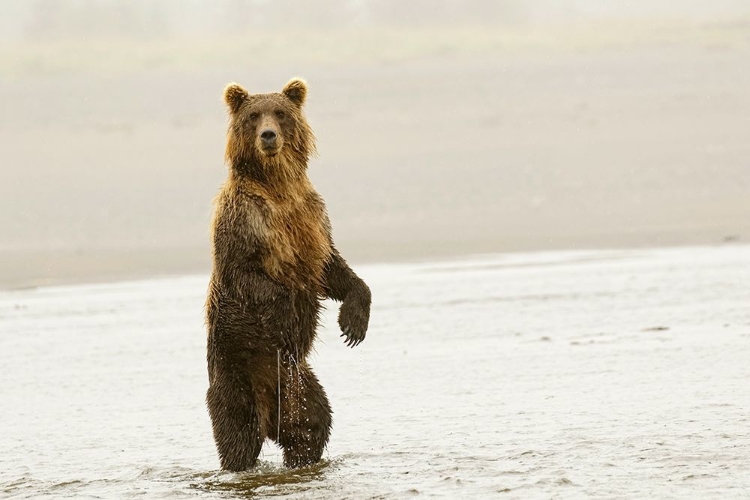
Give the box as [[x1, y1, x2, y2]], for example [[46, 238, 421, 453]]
[[275, 110, 285, 119], [249, 112, 260, 120]]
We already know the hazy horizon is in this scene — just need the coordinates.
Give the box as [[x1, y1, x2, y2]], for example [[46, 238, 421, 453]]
[[1, 0, 749, 287]]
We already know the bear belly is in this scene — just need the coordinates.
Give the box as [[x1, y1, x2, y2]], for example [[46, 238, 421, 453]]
[[206, 283, 321, 366]]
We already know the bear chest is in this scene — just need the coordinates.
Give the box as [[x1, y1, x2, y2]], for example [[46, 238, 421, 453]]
[[254, 191, 331, 289]]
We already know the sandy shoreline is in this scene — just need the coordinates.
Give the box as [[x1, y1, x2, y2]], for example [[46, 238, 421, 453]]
[[1, 20, 748, 291], [1, 240, 745, 291]]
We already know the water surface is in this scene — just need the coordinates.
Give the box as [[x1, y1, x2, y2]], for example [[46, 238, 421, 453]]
[[1, 246, 749, 498]]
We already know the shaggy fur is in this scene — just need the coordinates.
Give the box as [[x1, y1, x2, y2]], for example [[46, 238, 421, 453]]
[[206, 78, 371, 471]]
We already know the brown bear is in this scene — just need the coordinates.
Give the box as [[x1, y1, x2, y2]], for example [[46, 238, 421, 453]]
[[205, 78, 371, 471]]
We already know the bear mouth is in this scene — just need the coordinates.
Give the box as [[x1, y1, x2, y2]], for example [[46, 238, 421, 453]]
[[260, 145, 280, 157]]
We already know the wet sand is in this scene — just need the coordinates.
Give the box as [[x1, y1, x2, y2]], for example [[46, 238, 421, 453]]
[[1, 245, 749, 498], [1, 20, 750, 289]]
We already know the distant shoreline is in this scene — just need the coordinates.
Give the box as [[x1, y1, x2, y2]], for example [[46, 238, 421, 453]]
[[1, 240, 744, 292]]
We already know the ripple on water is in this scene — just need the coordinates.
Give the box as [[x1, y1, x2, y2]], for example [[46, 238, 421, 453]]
[[189, 459, 338, 497], [2, 246, 750, 498]]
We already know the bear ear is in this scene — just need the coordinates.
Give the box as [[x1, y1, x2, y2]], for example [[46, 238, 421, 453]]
[[224, 83, 249, 114], [282, 78, 307, 107]]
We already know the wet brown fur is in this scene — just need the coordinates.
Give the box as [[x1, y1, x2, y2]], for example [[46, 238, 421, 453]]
[[206, 78, 371, 471]]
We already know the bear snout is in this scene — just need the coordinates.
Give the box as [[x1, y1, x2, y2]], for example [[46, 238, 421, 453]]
[[260, 128, 278, 148]]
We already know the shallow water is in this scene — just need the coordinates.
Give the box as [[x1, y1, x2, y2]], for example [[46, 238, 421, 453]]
[[1, 245, 750, 499]]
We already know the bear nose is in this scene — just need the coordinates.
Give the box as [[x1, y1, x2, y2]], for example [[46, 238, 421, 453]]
[[260, 129, 277, 143]]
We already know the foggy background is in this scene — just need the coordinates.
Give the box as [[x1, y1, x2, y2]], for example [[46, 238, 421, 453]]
[[1, 0, 749, 287]]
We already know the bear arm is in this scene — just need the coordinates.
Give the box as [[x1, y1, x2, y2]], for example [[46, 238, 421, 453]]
[[322, 248, 370, 304], [323, 248, 371, 347]]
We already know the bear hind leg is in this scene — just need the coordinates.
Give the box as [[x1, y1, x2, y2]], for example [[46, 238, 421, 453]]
[[275, 363, 332, 468], [206, 375, 263, 471]]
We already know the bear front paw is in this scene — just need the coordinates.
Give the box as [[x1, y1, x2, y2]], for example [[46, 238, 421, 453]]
[[338, 298, 369, 348]]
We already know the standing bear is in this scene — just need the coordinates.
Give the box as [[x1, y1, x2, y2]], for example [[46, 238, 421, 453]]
[[205, 78, 371, 471]]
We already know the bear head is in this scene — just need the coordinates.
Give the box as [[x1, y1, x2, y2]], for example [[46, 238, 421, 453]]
[[223, 78, 316, 182]]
